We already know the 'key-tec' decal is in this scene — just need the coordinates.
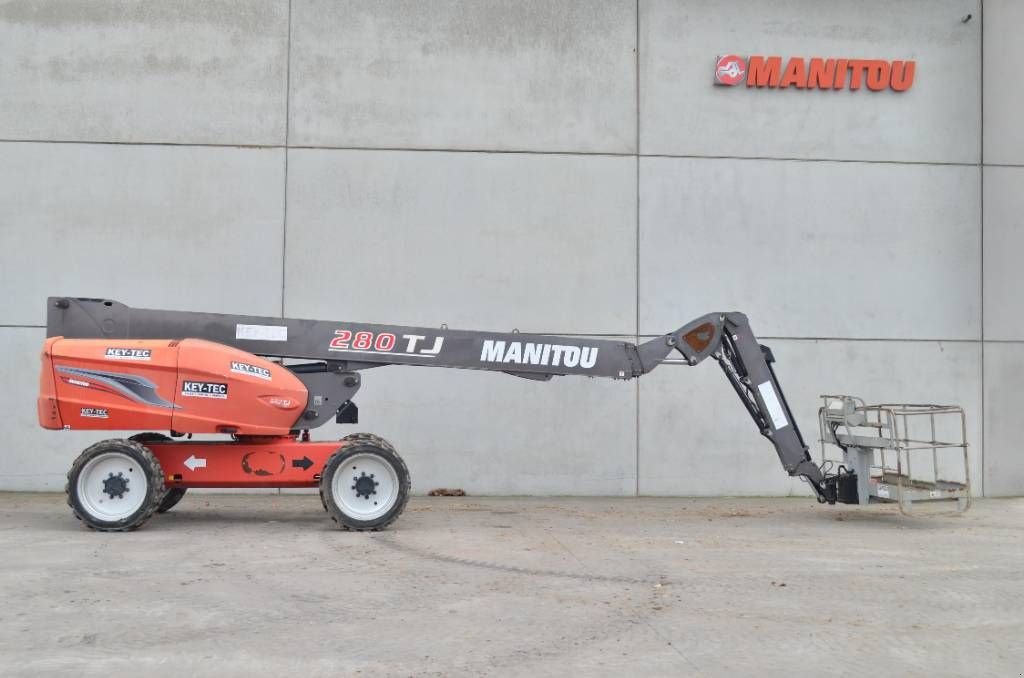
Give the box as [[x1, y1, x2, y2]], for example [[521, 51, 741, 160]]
[[715, 55, 915, 91]]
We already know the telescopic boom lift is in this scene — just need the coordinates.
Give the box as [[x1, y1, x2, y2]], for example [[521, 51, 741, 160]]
[[39, 297, 851, 531]]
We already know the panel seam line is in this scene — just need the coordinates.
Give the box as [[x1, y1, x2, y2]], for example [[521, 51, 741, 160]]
[[634, 0, 641, 498]]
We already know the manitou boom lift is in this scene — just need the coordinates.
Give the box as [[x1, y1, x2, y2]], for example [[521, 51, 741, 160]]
[[39, 297, 852, 532]]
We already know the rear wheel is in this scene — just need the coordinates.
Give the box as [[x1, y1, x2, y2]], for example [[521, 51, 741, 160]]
[[156, 487, 187, 514], [66, 439, 167, 532], [129, 433, 186, 513], [320, 442, 410, 531]]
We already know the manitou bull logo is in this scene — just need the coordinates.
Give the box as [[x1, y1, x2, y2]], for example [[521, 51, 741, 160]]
[[480, 340, 598, 369], [715, 54, 746, 85], [713, 54, 915, 91]]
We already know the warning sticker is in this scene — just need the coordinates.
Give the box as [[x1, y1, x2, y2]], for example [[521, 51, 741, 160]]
[[756, 381, 789, 430], [235, 324, 288, 342]]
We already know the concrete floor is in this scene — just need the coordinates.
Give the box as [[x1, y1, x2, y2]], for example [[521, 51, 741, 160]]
[[0, 494, 1021, 677]]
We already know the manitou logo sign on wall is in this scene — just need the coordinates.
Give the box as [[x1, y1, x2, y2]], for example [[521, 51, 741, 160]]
[[714, 55, 915, 91]]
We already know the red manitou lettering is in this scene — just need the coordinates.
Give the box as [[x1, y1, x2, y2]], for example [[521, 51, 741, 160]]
[[747, 56, 782, 87], [865, 60, 891, 91], [807, 58, 836, 89], [890, 60, 915, 91], [779, 57, 808, 88], [723, 54, 914, 93], [848, 59, 872, 90], [832, 59, 849, 89]]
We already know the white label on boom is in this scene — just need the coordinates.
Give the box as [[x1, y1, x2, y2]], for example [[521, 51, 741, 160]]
[[757, 381, 789, 430], [235, 324, 288, 342]]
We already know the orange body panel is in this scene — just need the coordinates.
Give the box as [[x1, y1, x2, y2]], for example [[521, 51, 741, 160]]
[[39, 338, 308, 436], [37, 337, 64, 430], [43, 338, 179, 431], [171, 339, 306, 435], [148, 437, 341, 488]]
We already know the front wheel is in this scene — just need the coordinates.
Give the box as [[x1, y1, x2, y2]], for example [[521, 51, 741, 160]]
[[340, 432, 395, 450], [66, 439, 167, 532], [320, 433, 399, 511], [319, 442, 410, 531]]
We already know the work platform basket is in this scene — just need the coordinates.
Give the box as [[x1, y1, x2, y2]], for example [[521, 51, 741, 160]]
[[818, 395, 971, 514]]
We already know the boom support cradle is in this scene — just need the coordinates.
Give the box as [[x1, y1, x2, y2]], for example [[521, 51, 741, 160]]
[[46, 297, 837, 503]]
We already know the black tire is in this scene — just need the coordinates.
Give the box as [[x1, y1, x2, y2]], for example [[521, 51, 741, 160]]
[[156, 487, 187, 513], [129, 433, 187, 513], [320, 441, 411, 531], [340, 432, 396, 450], [66, 439, 167, 532], [319, 433, 398, 511]]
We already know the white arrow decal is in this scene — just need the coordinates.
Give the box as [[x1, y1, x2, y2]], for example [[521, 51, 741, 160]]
[[184, 455, 207, 471]]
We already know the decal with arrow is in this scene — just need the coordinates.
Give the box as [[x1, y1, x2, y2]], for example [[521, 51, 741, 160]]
[[292, 456, 313, 471], [184, 455, 207, 471]]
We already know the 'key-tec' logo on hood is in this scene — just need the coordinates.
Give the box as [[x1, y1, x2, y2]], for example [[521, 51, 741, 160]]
[[714, 55, 915, 91]]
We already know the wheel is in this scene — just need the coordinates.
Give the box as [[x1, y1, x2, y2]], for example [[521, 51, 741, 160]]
[[66, 439, 167, 532], [129, 433, 187, 513], [340, 432, 395, 450], [320, 433, 398, 511], [319, 441, 411, 531], [156, 487, 187, 514]]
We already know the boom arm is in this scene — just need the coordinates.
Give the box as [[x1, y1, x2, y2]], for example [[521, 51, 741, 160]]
[[46, 297, 835, 502]]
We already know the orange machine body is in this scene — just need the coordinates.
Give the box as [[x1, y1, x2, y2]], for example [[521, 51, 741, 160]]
[[38, 338, 307, 436], [143, 437, 344, 488]]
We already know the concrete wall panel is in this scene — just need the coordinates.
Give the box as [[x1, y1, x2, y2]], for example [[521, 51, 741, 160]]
[[0, 0, 288, 145], [984, 342, 1024, 496], [0, 143, 285, 325], [639, 157, 981, 340], [640, 0, 981, 163], [982, 167, 1024, 340], [284, 149, 636, 333], [983, 0, 1024, 164], [314, 346, 638, 496], [639, 339, 982, 496], [289, 0, 637, 153]]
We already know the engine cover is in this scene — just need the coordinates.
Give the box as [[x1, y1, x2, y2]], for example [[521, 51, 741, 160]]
[[39, 338, 307, 435]]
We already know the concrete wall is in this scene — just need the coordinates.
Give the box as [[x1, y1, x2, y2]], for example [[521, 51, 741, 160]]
[[1, 0, 1013, 496], [984, 0, 1024, 496]]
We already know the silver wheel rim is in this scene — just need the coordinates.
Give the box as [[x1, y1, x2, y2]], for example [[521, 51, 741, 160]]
[[75, 451, 148, 522], [332, 452, 400, 521]]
